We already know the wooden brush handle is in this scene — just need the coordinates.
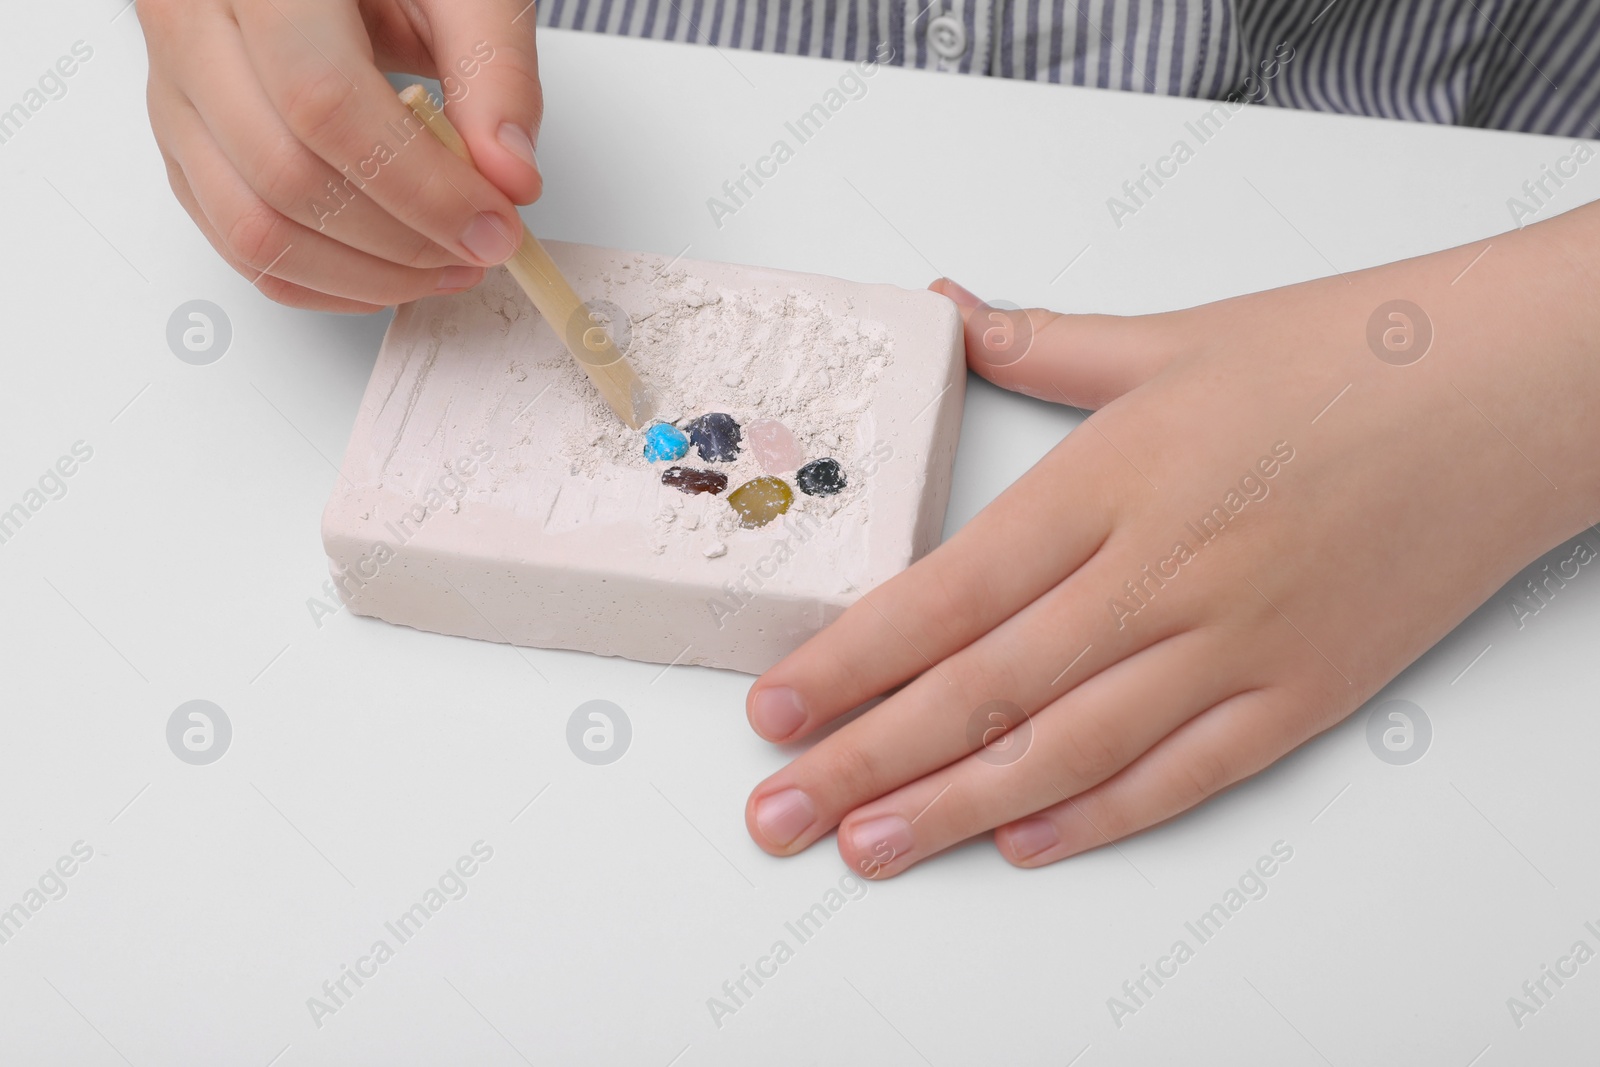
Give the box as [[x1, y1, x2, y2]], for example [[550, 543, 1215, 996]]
[[400, 84, 655, 429]]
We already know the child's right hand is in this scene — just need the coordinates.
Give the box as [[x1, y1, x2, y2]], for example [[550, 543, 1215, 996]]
[[138, 0, 544, 312]]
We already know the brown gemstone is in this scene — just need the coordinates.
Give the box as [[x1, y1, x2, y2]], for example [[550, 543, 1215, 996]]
[[662, 466, 729, 495]]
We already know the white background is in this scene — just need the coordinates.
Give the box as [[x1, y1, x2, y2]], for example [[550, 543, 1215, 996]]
[[2, 4, 1599, 1064]]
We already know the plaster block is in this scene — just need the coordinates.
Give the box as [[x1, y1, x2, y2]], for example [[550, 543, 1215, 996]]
[[321, 242, 965, 674]]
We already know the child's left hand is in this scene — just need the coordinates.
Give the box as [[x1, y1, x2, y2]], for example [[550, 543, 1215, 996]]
[[741, 203, 1600, 877]]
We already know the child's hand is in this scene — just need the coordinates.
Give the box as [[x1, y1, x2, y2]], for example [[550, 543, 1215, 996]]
[[138, 0, 543, 312], [743, 203, 1600, 877]]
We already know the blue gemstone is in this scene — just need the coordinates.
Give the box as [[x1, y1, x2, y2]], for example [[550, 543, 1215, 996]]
[[642, 422, 690, 462], [688, 413, 742, 462]]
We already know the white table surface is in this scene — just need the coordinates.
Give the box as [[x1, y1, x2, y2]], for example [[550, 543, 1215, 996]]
[[4, 6, 1599, 1065]]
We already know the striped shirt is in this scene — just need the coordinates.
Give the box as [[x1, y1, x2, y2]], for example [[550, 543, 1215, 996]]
[[538, 0, 1600, 137]]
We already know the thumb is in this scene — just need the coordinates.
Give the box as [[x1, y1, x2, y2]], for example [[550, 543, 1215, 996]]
[[421, 0, 545, 204], [929, 278, 1181, 410]]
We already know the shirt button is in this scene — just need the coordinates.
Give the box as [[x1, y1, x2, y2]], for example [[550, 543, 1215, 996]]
[[927, 14, 968, 60]]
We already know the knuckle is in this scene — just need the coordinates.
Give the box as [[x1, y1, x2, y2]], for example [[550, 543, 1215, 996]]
[[1175, 748, 1233, 805], [817, 741, 886, 806], [376, 275, 430, 307], [1058, 718, 1125, 785], [278, 69, 355, 143], [223, 201, 291, 271], [954, 663, 1023, 733], [251, 272, 307, 307], [399, 234, 451, 269], [812, 644, 887, 709], [368, 161, 446, 225], [501, 72, 545, 129], [253, 135, 322, 211], [472, 48, 540, 90], [915, 567, 990, 647], [1070, 792, 1128, 844], [160, 155, 188, 201], [409, 169, 475, 230]]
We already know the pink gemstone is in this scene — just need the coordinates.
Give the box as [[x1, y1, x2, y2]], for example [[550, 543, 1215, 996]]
[[747, 418, 805, 474]]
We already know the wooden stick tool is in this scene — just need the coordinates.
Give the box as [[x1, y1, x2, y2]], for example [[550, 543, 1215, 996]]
[[400, 84, 656, 429]]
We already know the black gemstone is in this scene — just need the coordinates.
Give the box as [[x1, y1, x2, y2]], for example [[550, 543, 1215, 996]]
[[796, 457, 846, 496]]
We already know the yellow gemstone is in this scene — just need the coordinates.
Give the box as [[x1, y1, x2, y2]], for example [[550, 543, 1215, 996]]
[[726, 476, 794, 529]]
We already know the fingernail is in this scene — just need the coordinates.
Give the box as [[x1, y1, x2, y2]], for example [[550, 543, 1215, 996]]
[[939, 278, 983, 308], [436, 265, 482, 292], [1004, 817, 1059, 862], [847, 814, 914, 860], [460, 213, 518, 265], [750, 686, 806, 739], [754, 788, 815, 847], [497, 121, 538, 169]]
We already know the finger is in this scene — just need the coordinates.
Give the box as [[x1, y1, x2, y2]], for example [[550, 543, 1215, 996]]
[[930, 278, 1185, 409], [159, 143, 386, 314], [235, 0, 524, 266], [747, 619, 1228, 862], [745, 546, 1196, 855], [993, 687, 1313, 868], [167, 12, 466, 269], [418, 0, 544, 204], [747, 429, 1121, 744], [159, 88, 485, 305], [830, 635, 1243, 878]]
